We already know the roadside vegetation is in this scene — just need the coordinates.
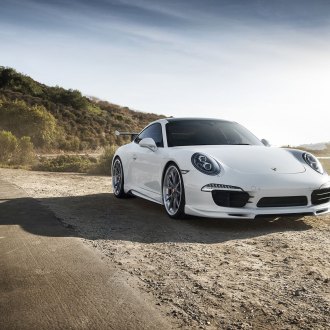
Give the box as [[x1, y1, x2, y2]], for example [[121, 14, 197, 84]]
[[0, 126, 117, 173], [88, 146, 117, 175], [0, 130, 36, 167], [34, 155, 97, 173], [33, 146, 117, 174]]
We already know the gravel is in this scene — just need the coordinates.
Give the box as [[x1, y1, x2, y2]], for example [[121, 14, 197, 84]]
[[1, 168, 329, 329]]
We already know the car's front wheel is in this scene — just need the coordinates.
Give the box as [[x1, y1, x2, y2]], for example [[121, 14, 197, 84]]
[[112, 157, 128, 198], [162, 164, 186, 219]]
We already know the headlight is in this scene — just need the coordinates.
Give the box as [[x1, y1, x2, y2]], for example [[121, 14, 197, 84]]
[[191, 153, 221, 176], [302, 153, 324, 174]]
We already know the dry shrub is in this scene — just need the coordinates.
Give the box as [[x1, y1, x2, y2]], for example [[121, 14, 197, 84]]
[[89, 146, 117, 175]]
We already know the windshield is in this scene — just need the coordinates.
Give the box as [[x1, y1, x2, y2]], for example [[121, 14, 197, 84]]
[[166, 120, 263, 147]]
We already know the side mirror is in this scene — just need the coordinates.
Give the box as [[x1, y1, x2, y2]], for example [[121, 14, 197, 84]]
[[261, 139, 271, 147], [139, 138, 157, 151]]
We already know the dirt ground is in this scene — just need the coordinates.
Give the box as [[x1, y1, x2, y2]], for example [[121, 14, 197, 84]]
[[1, 168, 329, 330]]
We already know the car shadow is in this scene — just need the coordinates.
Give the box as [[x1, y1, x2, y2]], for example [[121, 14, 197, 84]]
[[0, 193, 314, 244]]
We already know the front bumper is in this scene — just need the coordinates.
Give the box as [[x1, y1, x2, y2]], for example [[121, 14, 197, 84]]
[[183, 172, 330, 219]]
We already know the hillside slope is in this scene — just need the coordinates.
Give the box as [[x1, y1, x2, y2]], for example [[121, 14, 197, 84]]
[[0, 67, 164, 150]]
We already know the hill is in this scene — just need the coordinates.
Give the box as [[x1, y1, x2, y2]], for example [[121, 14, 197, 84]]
[[298, 142, 329, 151], [295, 142, 330, 157], [0, 66, 165, 151]]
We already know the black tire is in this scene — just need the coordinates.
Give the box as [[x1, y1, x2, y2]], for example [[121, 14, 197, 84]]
[[162, 164, 186, 219], [112, 157, 128, 198]]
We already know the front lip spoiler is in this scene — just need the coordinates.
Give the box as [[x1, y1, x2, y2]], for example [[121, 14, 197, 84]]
[[184, 204, 330, 219], [254, 212, 314, 218]]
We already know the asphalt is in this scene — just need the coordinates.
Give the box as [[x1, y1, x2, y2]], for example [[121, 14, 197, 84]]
[[0, 179, 171, 330]]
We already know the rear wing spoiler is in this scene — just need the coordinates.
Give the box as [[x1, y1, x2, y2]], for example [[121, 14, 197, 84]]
[[115, 130, 139, 141]]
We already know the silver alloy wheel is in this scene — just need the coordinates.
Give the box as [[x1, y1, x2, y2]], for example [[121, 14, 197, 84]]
[[112, 158, 123, 196], [163, 165, 182, 216]]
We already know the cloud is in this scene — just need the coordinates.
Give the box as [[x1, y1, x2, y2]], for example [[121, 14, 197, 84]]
[[4, 0, 330, 33]]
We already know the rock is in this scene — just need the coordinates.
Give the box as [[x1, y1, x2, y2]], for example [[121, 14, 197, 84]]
[[293, 290, 300, 297]]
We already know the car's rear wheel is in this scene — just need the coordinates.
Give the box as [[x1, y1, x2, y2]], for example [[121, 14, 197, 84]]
[[112, 157, 127, 198], [162, 164, 186, 219]]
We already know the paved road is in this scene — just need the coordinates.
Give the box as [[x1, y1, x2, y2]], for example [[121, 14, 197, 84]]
[[0, 180, 171, 330]]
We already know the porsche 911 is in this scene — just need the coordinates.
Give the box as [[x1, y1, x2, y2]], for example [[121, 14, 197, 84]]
[[112, 118, 330, 219]]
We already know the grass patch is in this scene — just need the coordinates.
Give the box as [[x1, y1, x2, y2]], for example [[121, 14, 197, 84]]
[[34, 155, 97, 173], [0, 163, 31, 170], [32, 146, 117, 175]]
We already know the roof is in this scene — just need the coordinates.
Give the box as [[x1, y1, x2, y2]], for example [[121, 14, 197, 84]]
[[164, 117, 233, 123]]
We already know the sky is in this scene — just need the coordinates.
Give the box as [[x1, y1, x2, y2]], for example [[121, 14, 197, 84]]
[[0, 0, 330, 146]]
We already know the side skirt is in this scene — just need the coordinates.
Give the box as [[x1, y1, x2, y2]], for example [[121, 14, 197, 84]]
[[130, 190, 163, 205]]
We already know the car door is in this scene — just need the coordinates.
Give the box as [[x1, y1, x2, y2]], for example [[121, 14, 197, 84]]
[[131, 123, 164, 202]]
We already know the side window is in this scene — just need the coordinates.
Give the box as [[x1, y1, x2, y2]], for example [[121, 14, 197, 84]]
[[135, 123, 164, 147]]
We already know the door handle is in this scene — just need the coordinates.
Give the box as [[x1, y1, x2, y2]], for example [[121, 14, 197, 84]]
[[133, 154, 137, 160]]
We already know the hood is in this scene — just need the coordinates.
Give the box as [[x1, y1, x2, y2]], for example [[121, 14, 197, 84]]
[[176, 145, 306, 174]]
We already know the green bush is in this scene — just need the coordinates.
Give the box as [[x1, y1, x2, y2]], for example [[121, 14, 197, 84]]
[[0, 130, 18, 162], [0, 99, 58, 148], [89, 146, 117, 175], [0, 130, 36, 166], [13, 136, 36, 165], [34, 155, 97, 173]]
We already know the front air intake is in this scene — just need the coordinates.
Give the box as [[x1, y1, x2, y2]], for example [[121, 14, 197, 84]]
[[311, 188, 330, 205], [212, 190, 250, 208], [257, 196, 308, 208]]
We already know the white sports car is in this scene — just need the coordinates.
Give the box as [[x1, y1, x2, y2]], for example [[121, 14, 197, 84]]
[[112, 118, 330, 219]]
